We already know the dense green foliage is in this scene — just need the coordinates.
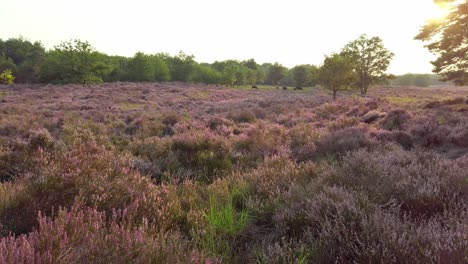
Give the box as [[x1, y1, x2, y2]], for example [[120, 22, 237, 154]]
[[39, 40, 112, 84], [0, 37, 289, 87], [391, 73, 450, 87], [0, 69, 15, 84], [341, 34, 395, 95], [416, 0, 467, 85], [318, 53, 356, 100], [0, 37, 45, 83], [292, 64, 319, 88], [1, 35, 399, 91]]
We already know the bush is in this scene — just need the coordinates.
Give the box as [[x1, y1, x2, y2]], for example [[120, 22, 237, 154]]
[[0, 138, 182, 235], [312, 127, 375, 160], [0, 204, 212, 263], [227, 110, 256, 123], [0, 69, 15, 84], [323, 147, 467, 219], [379, 109, 410, 130], [0, 129, 55, 182], [132, 131, 233, 183]]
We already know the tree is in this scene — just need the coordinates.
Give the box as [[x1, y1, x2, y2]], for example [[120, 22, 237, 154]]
[[189, 64, 222, 84], [164, 51, 195, 82], [245, 68, 257, 85], [305, 64, 320, 87], [0, 69, 15, 84], [242, 59, 258, 71], [222, 63, 239, 87], [269, 62, 286, 86], [0, 37, 46, 83], [415, 0, 467, 85], [127, 53, 171, 82], [39, 39, 112, 84], [128, 52, 155, 82], [292, 65, 308, 88], [341, 34, 394, 95], [318, 53, 356, 100]]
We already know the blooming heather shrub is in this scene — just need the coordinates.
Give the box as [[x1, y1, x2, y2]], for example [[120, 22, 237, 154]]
[[171, 132, 233, 182], [371, 129, 414, 149], [233, 123, 289, 166], [442, 97, 465, 105], [424, 100, 442, 109], [289, 124, 321, 162], [254, 239, 309, 264], [0, 204, 213, 264], [227, 110, 256, 123], [273, 186, 369, 240], [379, 109, 410, 130], [364, 98, 380, 110], [361, 110, 385, 123], [244, 155, 316, 209], [133, 131, 233, 183], [327, 116, 360, 131], [303, 204, 467, 263], [448, 122, 468, 147], [314, 102, 348, 120], [311, 127, 375, 160], [324, 147, 467, 219], [207, 117, 232, 131], [409, 116, 454, 147], [273, 186, 467, 263], [0, 129, 55, 182], [0, 138, 182, 234], [25, 129, 54, 151], [161, 111, 180, 126]]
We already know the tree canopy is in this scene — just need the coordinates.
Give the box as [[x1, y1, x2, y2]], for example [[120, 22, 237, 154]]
[[318, 53, 356, 100], [415, 0, 467, 85], [39, 40, 112, 84], [341, 34, 394, 95], [269, 62, 287, 86]]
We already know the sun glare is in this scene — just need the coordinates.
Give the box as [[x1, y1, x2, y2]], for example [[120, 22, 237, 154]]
[[428, 2, 451, 22]]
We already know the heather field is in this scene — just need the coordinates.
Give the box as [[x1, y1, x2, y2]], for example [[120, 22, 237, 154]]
[[0, 83, 467, 263]]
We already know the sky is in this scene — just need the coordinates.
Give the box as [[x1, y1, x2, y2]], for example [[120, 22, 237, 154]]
[[1, 0, 451, 74]]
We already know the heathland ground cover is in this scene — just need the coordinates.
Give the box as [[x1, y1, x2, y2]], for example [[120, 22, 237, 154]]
[[0, 82, 466, 263]]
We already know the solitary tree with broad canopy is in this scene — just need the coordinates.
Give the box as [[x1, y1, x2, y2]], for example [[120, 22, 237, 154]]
[[415, 0, 467, 85], [318, 53, 356, 100], [341, 34, 394, 95]]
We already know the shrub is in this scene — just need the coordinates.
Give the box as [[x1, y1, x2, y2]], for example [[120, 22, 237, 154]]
[[0, 138, 182, 234], [361, 110, 385, 123], [323, 147, 467, 219], [379, 109, 410, 130], [233, 123, 288, 166], [161, 112, 180, 126], [371, 129, 414, 149], [0, 204, 212, 263], [273, 186, 467, 263], [244, 155, 316, 209], [312, 127, 375, 160], [0, 129, 55, 182], [0, 69, 15, 84], [132, 131, 233, 183], [227, 110, 256, 123]]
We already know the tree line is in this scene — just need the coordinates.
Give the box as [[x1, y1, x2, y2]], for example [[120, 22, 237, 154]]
[[0, 38, 319, 87], [1, 0, 465, 100], [0, 35, 396, 98]]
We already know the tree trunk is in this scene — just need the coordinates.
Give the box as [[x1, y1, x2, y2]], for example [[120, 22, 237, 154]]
[[333, 91, 337, 100]]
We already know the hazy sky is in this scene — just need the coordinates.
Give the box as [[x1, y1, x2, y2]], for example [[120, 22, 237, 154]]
[[1, 0, 450, 74]]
